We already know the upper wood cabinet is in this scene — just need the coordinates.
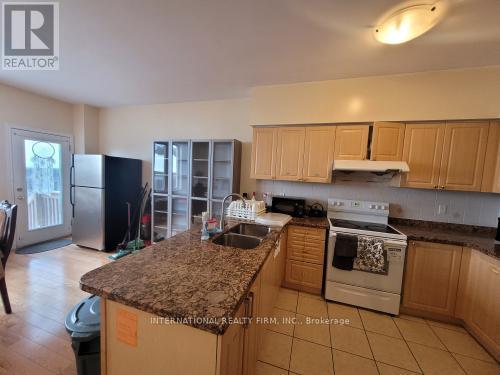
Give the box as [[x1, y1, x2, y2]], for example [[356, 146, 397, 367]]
[[371, 122, 405, 161], [303, 126, 336, 183], [439, 121, 489, 192], [275, 127, 306, 180], [402, 123, 445, 189], [481, 121, 500, 193], [250, 127, 277, 179], [334, 125, 369, 160], [402, 241, 462, 317]]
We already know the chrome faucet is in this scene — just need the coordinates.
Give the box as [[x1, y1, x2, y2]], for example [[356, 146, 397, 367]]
[[220, 193, 246, 230]]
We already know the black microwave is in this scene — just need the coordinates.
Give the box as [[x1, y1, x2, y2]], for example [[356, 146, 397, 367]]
[[271, 197, 306, 218]]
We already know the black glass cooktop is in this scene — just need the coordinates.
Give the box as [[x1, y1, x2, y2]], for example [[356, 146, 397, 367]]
[[329, 218, 400, 235]]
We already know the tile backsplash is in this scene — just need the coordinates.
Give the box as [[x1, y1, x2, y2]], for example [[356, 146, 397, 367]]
[[256, 180, 500, 227]]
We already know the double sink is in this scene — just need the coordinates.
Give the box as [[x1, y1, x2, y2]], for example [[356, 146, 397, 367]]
[[212, 223, 271, 249]]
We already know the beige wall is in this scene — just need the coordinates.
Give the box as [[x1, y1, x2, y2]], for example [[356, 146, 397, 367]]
[[250, 66, 500, 125], [0, 82, 74, 201], [74, 104, 100, 154], [98, 98, 255, 193]]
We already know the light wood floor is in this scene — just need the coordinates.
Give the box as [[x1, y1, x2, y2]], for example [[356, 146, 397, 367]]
[[0, 245, 110, 375]]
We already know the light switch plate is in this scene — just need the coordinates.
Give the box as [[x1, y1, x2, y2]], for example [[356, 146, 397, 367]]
[[438, 204, 447, 215]]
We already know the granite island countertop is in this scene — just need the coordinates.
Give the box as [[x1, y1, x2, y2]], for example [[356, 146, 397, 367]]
[[390, 219, 499, 260], [80, 224, 282, 335]]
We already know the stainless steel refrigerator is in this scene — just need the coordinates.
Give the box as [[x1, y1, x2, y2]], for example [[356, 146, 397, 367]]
[[71, 154, 142, 251]]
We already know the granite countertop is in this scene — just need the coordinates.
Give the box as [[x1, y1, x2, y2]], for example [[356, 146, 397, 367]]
[[390, 219, 500, 260], [80, 224, 282, 335], [288, 216, 330, 229]]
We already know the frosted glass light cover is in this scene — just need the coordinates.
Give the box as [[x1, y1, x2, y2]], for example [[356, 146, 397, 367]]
[[374, 2, 447, 44]]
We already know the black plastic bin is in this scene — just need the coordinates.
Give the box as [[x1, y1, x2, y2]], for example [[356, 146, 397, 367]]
[[65, 295, 101, 375]]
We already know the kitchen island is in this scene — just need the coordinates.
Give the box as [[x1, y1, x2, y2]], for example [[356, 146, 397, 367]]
[[80, 223, 287, 375]]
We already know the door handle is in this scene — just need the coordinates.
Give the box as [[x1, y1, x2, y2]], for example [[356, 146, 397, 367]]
[[70, 165, 75, 186], [16, 196, 24, 200]]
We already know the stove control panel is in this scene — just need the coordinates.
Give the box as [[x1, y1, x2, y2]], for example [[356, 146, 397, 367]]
[[327, 199, 390, 216]]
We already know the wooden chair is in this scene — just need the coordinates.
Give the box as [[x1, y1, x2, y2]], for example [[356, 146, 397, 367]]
[[0, 200, 17, 314]]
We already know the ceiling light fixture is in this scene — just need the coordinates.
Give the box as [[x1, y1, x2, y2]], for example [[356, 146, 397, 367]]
[[374, 2, 448, 44]]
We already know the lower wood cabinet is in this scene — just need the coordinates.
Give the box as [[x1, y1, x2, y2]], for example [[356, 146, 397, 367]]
[[402, 241, 462, 317], [402, 241, 500, 361], [284, 225, 326, 294], [456, 249, 500, 361]]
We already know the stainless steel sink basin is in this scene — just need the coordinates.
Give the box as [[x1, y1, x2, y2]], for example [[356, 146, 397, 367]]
[[228, 223, 271, 238], [212, 233, 262, 249]]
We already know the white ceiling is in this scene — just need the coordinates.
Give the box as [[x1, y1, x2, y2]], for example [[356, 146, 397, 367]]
[[1, 0, 499, 107]]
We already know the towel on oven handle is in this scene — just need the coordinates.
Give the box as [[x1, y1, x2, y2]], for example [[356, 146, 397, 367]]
[[353, 236, 387, 275]]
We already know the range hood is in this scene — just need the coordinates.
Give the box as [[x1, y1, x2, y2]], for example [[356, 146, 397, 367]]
[[333, 160, 410, 174]]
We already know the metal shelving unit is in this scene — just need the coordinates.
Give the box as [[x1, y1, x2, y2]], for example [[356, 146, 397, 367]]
[[152, 139, 241, 242]]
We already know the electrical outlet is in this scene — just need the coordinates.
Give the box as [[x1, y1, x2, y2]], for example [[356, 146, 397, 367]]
[[438, 204, 447, 215]]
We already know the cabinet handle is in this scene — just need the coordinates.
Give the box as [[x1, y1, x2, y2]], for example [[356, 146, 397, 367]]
[[491, 267, 500, 275], [440, 186, 445, 190], [434, 185, 438, 189], [244, 291, 254, 328]]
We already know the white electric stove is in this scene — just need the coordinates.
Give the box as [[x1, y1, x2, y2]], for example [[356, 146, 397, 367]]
[[325, 199, 407, 315]]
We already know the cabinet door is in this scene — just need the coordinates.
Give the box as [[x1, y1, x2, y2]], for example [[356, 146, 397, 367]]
[[438, 122, 489, 191], [243, 274, 261, 375], [303, 126, 336, 183], [402, 123, 445, 189], [334, 125, 369, 160], [285, 260, 323, 293], [250, 127, 277, 179], [275, 127, 305, 180], [402, 241, 462, 317], [219, 303, 245, 375], [371, 122, 405, 161], [467, 251, 500, 358], [481, 121, 500, 193]]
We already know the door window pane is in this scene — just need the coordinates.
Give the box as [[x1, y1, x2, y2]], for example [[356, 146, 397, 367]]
[[153, 142, 168, 194], [24, 140, 63, 230], [171, 197, 188, 236], [191, 199, 207, 226], [153, 195, 168, 242], [172, 142, 189, 196], [212, 142, 232, 199], [192, 142, 209, 198]]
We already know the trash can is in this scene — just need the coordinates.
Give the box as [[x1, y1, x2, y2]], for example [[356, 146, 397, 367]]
[[65, 295, 101, 375]]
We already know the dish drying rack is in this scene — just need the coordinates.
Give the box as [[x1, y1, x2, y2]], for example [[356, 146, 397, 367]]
[[226, 200, 266, 221]]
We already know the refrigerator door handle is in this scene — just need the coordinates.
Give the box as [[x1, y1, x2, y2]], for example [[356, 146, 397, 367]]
[[70, 165, 75, 186]]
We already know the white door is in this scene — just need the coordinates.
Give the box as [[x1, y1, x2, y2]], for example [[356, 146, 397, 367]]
[[11, 128, 72, 247]]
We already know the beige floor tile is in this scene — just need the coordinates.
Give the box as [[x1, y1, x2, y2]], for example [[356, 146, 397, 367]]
[[289, 338, 334, 375], [332, 349, 378, 375], [408, 342, 465, 375], [327, 302, 363, 329], [359, 309, 402, 338], [258, 330, 292, 370], [275, 288, 298, 312], [268, 307, 295, 336], [299, 291, 323, 301], [297, 293, 328, 318], [377, 362, 421, 375], [394, 317, 445, 350], [431, 326, 495, 363], [452, 353, 500, 375], [294, 314, 331, 347], [330, 324, 373, 359], [256, 361, 288, 375], [366, 332, 421, 373], [426, 319, 467, 333], [397, 314, 426, 324]]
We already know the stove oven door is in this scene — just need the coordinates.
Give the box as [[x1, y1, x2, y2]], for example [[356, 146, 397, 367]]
[[326, 231, 406, 294]]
